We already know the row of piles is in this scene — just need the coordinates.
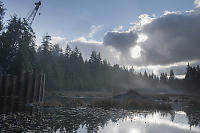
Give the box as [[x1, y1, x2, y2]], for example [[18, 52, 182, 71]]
[[0, 71, 45, 103]]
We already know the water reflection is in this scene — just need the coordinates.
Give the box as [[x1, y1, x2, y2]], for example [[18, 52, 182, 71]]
[[0, 98, 32, 114], [0, 101, 200, 133], [94, 111, 200, 133], [0, 98, 33, 114], [52, 108, 200, 133]]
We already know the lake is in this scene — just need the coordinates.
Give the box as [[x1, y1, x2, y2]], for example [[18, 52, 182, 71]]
[[76, 111, 200, 133], [0, 96, 200, 133]]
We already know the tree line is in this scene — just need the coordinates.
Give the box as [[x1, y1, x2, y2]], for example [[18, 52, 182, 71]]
[[0, 1, 199, 93]]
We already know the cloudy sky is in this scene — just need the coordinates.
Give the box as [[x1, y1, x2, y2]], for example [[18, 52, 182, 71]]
[[2, 0, 200, 78]]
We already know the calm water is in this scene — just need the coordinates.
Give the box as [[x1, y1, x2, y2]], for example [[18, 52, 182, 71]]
[[0, 98, 200, 133], [75, 111, 200, 133]]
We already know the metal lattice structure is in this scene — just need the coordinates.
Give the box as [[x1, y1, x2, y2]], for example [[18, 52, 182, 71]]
[[25, 1, 41, 26]]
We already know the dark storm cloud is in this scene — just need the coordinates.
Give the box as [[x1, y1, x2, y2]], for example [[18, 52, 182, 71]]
[[68, 2, 200, 71], [103, 31, 138, 55], [102, 12, 200, 66], [139, 13, 200, 65]]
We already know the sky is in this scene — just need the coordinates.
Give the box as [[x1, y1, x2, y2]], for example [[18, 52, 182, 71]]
[[2, 0, 200, 78]]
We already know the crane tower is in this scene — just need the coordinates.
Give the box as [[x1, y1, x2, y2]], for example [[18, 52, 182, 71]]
[[25, 1, 41, 26]]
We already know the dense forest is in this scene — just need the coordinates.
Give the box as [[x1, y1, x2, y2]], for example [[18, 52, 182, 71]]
[[0, 1, 199, 93]]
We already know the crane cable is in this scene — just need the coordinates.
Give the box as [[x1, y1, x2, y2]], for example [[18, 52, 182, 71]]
[[24, 1, 41, 26], [25, 6, 35, 20], [34, 2, 42, 33]]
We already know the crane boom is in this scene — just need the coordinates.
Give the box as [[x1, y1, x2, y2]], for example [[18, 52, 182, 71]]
[[25, 1, 41, 26]]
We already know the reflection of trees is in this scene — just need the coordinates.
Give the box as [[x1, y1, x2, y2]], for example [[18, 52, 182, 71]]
[[0, 107, 137, 132], [39, 108, 129, 133], [1, 106, 200, 132], [41, 109, 168, 133], [184, 105, 200, 127]]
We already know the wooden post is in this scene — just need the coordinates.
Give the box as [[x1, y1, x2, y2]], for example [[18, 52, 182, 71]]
[[26, 72, 33, 103], [10, 99, 16, 113], [39, 73, 44, 102], [23, 72, 29, 99], [32, 73, 39, 102], [2, 98, 7, 113], [36, 73, 43, 102], [19, 71, 25, 103], [41, 73, 45, 102], [4, 74, 10, 97], [11, 76, 17, 97], [1, 75, 5, 97], [0, 75, 2, 96]]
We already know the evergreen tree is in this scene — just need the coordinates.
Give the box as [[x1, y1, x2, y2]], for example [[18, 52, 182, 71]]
[[143, 71, 148, 80], [89, 51, 101, 74], [70, 46, 81, 64], [0, 16, 36, 74], [0, 0, 5, 31], [52, 44, 62, 57], [160, 72, 168, 84], [37, 34, 55, 89], [39, 33, 52, 55], [2, 0, 200, 93], [65, 44, 71, 59], [169, 70, 175, 81]]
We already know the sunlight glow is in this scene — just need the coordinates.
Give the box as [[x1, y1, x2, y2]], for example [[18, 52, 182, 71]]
[[175, 75, 185, 79], [129, 129, 141, 133], [130, 45, 141, 58], [139, 14, 155, 26], [137, 34, 148, 43]]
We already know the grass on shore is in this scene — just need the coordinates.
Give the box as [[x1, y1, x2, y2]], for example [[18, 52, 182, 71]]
[[34, 101, 64, 108], [44, 91, 173, 111], [90, 98, 172, 111], [39, 97, 172, 111], [58, 91, 113, 98]]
